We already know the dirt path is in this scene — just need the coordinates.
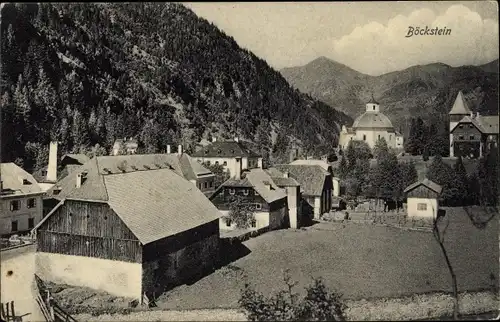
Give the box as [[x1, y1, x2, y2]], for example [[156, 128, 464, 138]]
[[1, 245, 45, 322], [74, 308, 247, 321]]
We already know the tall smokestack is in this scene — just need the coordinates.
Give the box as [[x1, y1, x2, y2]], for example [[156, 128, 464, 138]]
[[47, 141, 58, 182]]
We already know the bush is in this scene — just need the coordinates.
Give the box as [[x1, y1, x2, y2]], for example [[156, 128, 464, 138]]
[[239, 269, 347, 321]]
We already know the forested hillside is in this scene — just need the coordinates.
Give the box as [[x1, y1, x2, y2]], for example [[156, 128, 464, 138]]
[[1, 3, 351, 173]]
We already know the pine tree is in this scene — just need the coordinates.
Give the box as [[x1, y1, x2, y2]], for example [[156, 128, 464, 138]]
[[451, 157, 468, 206], [338, 156, 348, 179], [345, 140, 356, 174], [373, 137, 389, 160], [477, 147, 499, 206], [426, 154, 455, 205], [399, 161, 418, 192]]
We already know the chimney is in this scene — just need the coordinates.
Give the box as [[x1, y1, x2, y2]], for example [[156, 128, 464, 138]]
[[212, 137, 217, 142], [470, 111, 474, 118], [76, 173, 83, 188], [476, 112, 480, 118], [264, 182, 272, 190], [167, 145, 171, 154], [283, 172, 289, 178], [46, 141, 58, 182], [235, 158, 242, 180], [177, 144, 183, 155], [234, 137, 239, 143]]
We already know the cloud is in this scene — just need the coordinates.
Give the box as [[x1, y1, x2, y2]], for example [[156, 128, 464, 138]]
[[329, 5, 499, 75]]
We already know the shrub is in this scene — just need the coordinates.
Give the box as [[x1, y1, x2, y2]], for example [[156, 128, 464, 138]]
[[239, 269, 347, 321]]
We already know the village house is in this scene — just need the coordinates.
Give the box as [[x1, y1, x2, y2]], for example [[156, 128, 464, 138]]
[[33, 154, 221, 302], [112, 137, 139, 156], [210, 167, 293, 232], [404, 178, 442, 219], [264, 170, 302, 229], [289, 159, 340, 197], [449, 91, 499, 159], [339, 96, 404, 151], [1, 163, 45, 237], [270, 164, 333, 220], [191, 137, 263, 178]]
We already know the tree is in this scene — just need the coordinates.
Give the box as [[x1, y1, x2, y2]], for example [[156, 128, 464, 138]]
[[426, 155, 455, 205], [338, 156, 348, 180], [450, 157, 468, 206], [203, 162, 230, 189], [405, 117, 424, 155], [227, 196, 256, 229], [399, 161, 418, 193], [476, 147, 499, 206], [373, 137, 389, 160], [255, 119, 271, 168], [239, 269, 347, 321], [431, 206, 459, 320]]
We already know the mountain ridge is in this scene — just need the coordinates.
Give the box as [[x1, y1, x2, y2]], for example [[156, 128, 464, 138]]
[[280, 56, 499, 132], [1, 3, 351, 171]]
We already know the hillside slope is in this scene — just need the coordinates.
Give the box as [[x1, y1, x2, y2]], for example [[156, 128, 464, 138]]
[[281, 57, 498, 132], [0, 3, 351, 171]]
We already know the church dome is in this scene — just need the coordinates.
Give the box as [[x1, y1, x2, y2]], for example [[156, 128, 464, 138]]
[[352, 112, 394, 130]]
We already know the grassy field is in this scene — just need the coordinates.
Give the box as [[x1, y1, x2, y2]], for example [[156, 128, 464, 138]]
[[153, 206, 497, 310], [50, 206, 498, 314]]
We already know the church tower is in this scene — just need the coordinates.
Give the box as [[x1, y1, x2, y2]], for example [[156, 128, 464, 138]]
[[366, 94, 380, 113], [449, 91, 472, 157]]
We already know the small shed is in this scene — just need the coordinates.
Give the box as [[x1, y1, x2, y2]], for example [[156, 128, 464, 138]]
[[404, 178, 442, 218]]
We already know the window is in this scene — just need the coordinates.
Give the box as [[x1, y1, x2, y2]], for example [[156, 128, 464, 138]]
[[28, 218, 34, 229], [251, 219, 256, 228], [363, 135, 366, 141], [417, 203, 427, 211], [458, 135, 464, 140], [254, 190, 259, 196], [223, 161, 227, 166], [243, 189, 249, 196], [469, 124, 473, 128], [204, 182, 208, 189], [226, 218, 232, 227], [469, 135, 474, 140], [459, 124, 463, 128], [11, 220, 18, 232], [27, 198, 36, 209], [373, 106, 375, 110], [209, 181, 213, 188], [378, 134, 381, 140], [42, 170, 47, 177], [255, 204, 262, 210], [10, 200, 20, 211], [206, 161, 211, 166], [229, 188, 235, 195], [215, 161, 219, 165]]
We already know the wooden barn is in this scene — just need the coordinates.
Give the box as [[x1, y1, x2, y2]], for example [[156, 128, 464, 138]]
[[33, 155, 221, 302], [404, 178, 442, 219]]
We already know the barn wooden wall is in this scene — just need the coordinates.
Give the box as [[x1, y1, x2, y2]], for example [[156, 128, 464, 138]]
[[37, 200, 142, 263]]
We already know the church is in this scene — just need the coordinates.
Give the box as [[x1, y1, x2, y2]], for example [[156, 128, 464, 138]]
[[339, 96, 404, 150]]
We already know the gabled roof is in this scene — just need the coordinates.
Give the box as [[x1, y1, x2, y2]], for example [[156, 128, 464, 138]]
[[61, 154, 90, 165], [449, 91, 472, 115], [45, 154, 213, 200], [38, 156, 221, 245], [215, 168, 287, 204], [1, 163, 43, 196], [191, 140, 261, 158], [451, 114, 499, 134], [290, 159, 332, 172], [272, 164, 330, 197], [404, 178, 442, 195]]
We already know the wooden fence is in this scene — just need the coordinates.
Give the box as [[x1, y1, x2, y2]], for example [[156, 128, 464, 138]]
[[34, 274, 77, 322]]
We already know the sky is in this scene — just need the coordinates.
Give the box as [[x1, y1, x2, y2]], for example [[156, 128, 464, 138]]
[[185, 1, 499, 76]]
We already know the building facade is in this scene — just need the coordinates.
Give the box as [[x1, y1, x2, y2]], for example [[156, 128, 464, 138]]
[[34, 156, 221, 302], [1, 163, 45, 237], [192, 138, 263, 178], [449, 91, 499, 158], [339, 96, 403, 151], [404, 178, 442, 219], [210, 168, 290, 231]]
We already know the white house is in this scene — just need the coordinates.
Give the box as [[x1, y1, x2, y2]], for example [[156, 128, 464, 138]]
[[404, 178, 442, 219]]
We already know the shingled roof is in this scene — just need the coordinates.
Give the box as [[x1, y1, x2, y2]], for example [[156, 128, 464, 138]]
[[38, 155, 221, 245], [404, 178, 442, 195], [1, 163, 43, 196], [191, 140, 261, 158], [214, 168, 287, 204], [451, 114, 499, 134], [272, 164, 329, 197]]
